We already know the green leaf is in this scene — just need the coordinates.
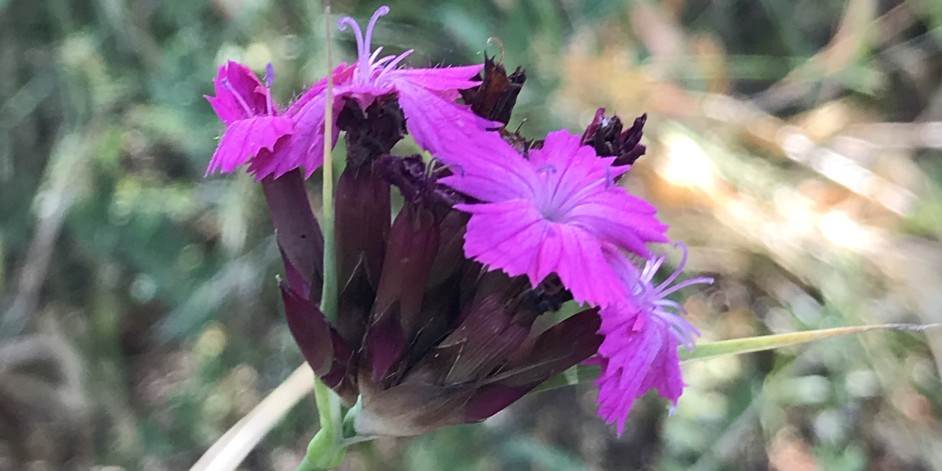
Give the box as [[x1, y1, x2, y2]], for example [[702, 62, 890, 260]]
[[534, 323, 942, 394], [679, 323, 940, 362]]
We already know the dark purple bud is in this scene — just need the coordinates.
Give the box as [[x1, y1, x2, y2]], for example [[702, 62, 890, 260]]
[[463, 309, 602, 422], [496, 308, 602, 387], [426, 211, 470, 290], [280, 284, 356, 401], [261, 171, 324, 301], [581, 107, 647, 168], [397, 211, 471, 365], [365, 204, 440, 383], [618, 113, 648, 166], [460, 54, 526, 125], [408, 292, 535, 386], [335, 164, 390, 348]]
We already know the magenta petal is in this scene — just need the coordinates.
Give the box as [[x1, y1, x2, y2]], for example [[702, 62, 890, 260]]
[[208, 61, 272, 124], [436, 144, 535, 201], [638, 329, 684, 404], [291, 62, 355, 111], [438, 145, 537, 201], [259, 92, 339, 179], [389, 64, 484, 93], [395, 81, 500, 159], [596, 308, 665, 436], [458, 200, 626, 307], [546, 226, 627, 307], [458, 200, 546, 278], [439, 127, 669, 306], [208, 116, 293, 174], [567, 195, 669, 258]]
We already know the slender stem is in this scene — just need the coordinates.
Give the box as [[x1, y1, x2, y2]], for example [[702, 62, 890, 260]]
[[295, 378, 345, 471], [294, 3, 348, 471], [320, 2, 338, 325]]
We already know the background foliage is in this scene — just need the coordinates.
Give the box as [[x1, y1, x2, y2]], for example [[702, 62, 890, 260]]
[[2, 0, 942, 469]]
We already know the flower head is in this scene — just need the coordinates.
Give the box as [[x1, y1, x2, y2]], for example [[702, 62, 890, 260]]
[[206, 6, 496, 180], [328, 6, 495, 158], [439, 129, 669, 307], [595, 244, 713, 436], [205, 61, 293, 175]]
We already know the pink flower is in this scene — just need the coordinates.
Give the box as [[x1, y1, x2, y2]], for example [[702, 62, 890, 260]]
[[207, 6, 492, 179], [594, 244, 712, 436], [205, 62, 293, 175], [440, 129, 669, 307], [205, 61, 354, 179], [268, 5, 493, 178]]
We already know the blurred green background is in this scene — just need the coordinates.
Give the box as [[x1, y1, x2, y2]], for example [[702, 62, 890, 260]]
[[2, 0, 942, 469]]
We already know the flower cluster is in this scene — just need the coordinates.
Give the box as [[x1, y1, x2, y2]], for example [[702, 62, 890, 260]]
[[206, 5, 712, 438]]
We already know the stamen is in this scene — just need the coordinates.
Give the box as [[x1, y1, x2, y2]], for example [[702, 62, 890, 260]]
[[337, 16, 366, 63], [653, 242, 690, 294], [653, 307, 699, 349], [264, 63, 275, 87], [220, 78, 255, 117], [654, 299, 688, 315], [264, 63, 275, 115], [369, 46, 384, 64], [338, 7, 393, 84], [657, 276, 714, 299], [640, 253, 666, 283], [369, 54, 398, 79], [364, 6, 391, 58], [375, 49, 413, 80]]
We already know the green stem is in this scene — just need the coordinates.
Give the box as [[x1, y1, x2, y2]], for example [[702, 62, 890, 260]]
[[295, 4, 346, 470], [320, 2, 338, 325], [295, 413, 345, 470]]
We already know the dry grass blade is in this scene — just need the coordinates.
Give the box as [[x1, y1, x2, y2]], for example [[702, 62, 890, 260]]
[[190, 364, 314, 471]]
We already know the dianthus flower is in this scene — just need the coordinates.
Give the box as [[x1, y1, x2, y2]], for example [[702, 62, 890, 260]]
[[205, 60, 353, 179], [205, 5, 716, 442], [206, 5, 494, 179], [439, 129, 669, 307], [205, 62, 293, 175], [595, 244, 713, 436]]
